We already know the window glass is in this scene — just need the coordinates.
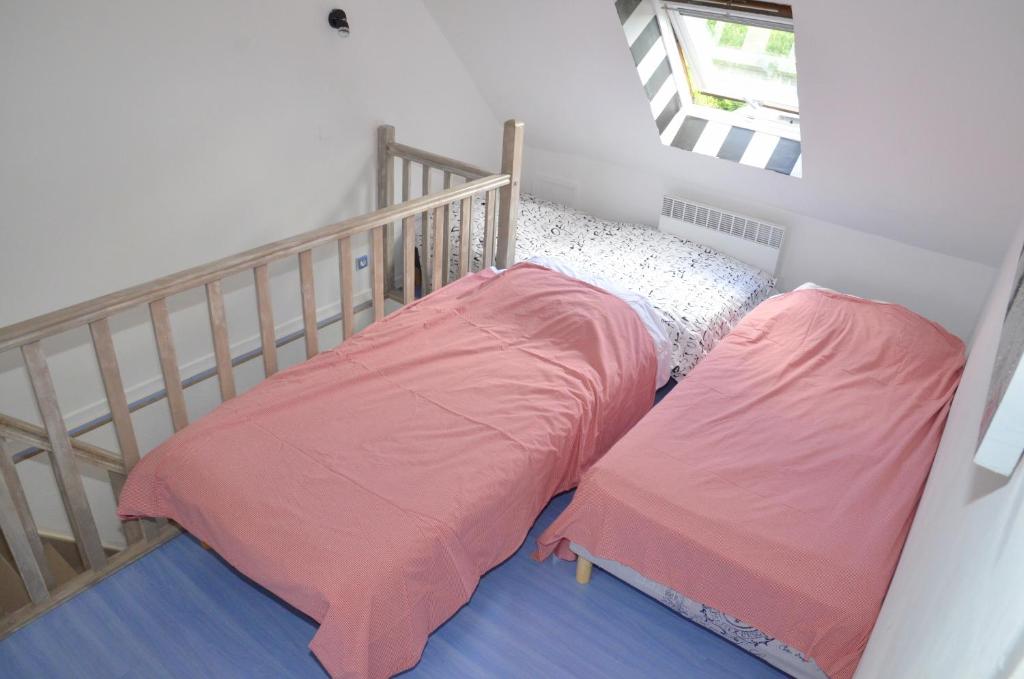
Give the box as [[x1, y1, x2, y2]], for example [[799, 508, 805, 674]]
[[674, 14, 798, 113]]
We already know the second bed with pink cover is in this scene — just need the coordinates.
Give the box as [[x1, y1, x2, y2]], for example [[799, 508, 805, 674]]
[[119, 263, 656, 678], [536, 288, 965, 679]]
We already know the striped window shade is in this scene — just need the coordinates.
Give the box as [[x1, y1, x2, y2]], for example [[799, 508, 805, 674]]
[[616, 0, 803, 177]]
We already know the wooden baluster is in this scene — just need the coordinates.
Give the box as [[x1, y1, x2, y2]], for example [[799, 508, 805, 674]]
[[403, 215, 417, 305], [149, 299, 188, 432], [372, 226, 386, 322], [483, 189, 498, 269], [253, 264, 278, 377], [204, 281, 236, 401], [89, 318, 146, 544], [431, 205, 444, 292], [421, 166, 432, 294], [497, 120, 525, 269], [377, 125, 395, 292], [338, 237, 355, 341], [21, 342, 108, 571], [298, 249, 319, 358], [0, 435, 54, 601], [402, 158, 411, 202], [401, 159, 412, 298], [459, 197, 473, 278], [441, 172, 453, 285]]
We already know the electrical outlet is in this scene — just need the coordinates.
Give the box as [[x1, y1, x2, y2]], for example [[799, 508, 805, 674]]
[[356, 255, 369, 270]]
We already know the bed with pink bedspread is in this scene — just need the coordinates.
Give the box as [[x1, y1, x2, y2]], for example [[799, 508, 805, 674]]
[[119, 263, 656, 678], [536, 288, 965, 679]]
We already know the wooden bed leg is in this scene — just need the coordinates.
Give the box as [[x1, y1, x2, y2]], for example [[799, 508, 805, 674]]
[[575, 557, 593, 585]]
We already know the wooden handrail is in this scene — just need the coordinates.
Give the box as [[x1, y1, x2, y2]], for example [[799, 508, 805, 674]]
[[0, 414, 125, 475], [0, 173, 510, 353], [387, 142, 493, 180]]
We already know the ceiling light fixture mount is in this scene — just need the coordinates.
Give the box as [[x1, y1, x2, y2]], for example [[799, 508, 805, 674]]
[[328, 9, 350, 36]]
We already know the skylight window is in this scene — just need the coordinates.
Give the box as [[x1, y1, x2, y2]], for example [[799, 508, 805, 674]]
[[666, 1, 799, 132], [614, 0, 803, 176], [674, 16, 797, 112]]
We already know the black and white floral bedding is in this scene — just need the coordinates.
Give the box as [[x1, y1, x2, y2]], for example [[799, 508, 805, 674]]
[[421, 194, 775, 379]]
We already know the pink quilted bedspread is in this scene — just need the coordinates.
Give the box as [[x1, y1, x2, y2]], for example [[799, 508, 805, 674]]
[[119, 263, 655, 678], [536, 289, 965, 679]]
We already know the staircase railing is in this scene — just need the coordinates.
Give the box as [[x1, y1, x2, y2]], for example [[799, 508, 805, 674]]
[[0, 120, 525, 636]]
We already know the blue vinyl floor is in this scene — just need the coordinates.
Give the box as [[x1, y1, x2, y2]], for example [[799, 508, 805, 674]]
[[0, 379, 787, 678]]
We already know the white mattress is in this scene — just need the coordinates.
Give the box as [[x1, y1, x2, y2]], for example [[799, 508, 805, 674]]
[[569, 543, 828, 679], [427, 195, 776, 379]]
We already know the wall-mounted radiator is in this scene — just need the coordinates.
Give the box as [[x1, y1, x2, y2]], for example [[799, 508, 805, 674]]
[[659, 195, 786, 276]]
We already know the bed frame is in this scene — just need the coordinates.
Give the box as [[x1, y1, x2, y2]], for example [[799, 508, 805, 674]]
[[0, 119, 524, 637], [570, 543, 827, 679]]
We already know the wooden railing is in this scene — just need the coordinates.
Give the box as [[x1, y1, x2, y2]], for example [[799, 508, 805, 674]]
[[0, 119, 524, 636], [381, 120, 524, 296]]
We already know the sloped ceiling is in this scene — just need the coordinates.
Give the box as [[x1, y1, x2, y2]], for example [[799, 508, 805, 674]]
[[424, 0, 1024, 266]]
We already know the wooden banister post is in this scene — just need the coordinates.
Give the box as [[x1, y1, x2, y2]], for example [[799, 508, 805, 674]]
[[0, 435, 54, 600], [496, 120, 524, 270], [149, 299, 189, 432], [441, 172, 453, 285], [403, 215, 417, 305], [21, 343, 108, 572], [459, 197, 473, 278], [253, 265, 278, 377], [421, 167, 433, 294], [90, 319, 143, 470], [483, 190, 498, 269], [90, 318, 146, 544], [298, 249, 319, 358], [371, 226, 386, 322], [204, 282, 237, 401], [430, 205, 444, 292], [338, 238, 355, 340], [377, 125, 396, 291]]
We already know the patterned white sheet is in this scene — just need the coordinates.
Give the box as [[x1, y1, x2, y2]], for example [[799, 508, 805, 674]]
[[422, 195, 775, 378]]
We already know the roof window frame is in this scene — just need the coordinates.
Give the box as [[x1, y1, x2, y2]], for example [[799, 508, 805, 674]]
[[659, 0, 801, 140]]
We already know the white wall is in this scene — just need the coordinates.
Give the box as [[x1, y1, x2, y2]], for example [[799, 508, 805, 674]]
[[855, 219, 1024, 679], [0, 0, 502, 547], [524, 146, 994, 339], [0, 0, 500, 328], [425, 0, 1024, 265], [424, 0, 1024, 338]]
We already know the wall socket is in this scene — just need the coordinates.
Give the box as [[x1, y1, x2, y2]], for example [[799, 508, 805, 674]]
[[356, 255, 369, 270]]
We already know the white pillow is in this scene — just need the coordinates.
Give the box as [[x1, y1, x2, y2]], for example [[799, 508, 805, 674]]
[[795, 282, 890, 304]]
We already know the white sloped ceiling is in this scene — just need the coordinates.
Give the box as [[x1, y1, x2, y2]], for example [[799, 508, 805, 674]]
[[424, 0, 1024, 266]]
